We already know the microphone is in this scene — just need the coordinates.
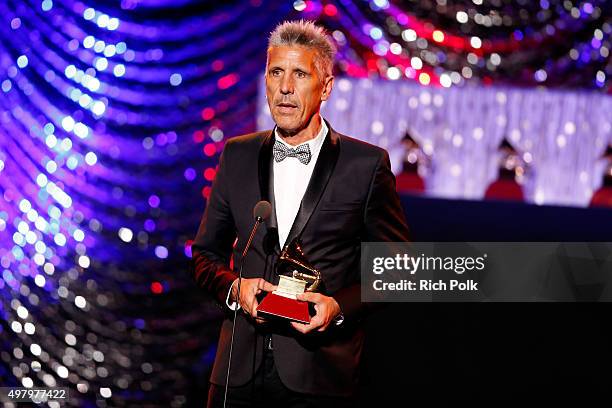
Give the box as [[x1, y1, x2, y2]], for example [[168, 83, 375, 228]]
[[252, 200, 272, 226], [224, 200, 271, 407]]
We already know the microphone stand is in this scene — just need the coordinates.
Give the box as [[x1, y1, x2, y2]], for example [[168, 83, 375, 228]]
[[223, 215, 264, 408]]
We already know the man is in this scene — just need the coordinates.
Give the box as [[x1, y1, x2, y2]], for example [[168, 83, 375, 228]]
[[191, 20, 409, 407]]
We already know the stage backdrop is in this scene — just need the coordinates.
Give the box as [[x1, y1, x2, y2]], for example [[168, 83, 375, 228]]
[[259, 79, 612, 207]]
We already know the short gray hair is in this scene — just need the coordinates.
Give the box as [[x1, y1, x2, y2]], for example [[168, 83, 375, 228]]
[[268, 20, 336, 79]]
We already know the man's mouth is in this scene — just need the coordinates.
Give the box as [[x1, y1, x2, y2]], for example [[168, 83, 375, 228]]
[[276, 103, 298, 113]]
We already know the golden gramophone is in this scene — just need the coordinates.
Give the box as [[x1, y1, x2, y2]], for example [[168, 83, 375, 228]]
[[256, 239, 321, 323]]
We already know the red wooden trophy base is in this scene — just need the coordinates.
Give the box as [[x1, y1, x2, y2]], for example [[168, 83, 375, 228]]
[[257, 293, 310, 324]]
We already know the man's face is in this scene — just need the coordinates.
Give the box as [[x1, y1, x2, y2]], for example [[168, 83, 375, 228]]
[[266, 46, 333, 135]]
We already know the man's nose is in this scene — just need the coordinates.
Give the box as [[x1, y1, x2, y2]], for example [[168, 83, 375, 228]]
[[280, 74, 294, 94]]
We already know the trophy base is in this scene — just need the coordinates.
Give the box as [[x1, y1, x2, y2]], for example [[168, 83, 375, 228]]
[[257, 292, 310, 324]]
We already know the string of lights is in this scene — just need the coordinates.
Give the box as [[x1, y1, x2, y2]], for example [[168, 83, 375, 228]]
[[0, 0, 290, 406], [296, 0, 610, 90]]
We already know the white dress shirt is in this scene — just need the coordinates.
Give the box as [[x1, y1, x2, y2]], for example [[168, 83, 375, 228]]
[[273, 119, 328, 249], [226, 118, 328, 310]]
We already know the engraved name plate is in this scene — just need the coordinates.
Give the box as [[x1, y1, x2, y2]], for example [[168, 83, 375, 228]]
[[275, 274, 307, 299]]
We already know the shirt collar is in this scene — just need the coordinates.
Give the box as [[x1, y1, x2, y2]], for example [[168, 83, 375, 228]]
[[274, 116, 328, 154]]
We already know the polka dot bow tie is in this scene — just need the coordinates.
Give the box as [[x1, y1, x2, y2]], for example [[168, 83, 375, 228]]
[[273, 140, 312, 165]]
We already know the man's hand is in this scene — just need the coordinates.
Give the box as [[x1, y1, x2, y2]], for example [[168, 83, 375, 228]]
[[231, 278, 276, 321], [290, 292, 341, 334]]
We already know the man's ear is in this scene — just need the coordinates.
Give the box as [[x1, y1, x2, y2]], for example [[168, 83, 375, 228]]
[[321, 76, 334, 101]]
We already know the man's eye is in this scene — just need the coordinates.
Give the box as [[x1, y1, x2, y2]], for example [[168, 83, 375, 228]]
[[296, 72, 306, 78], [271, 70, 281, 77]]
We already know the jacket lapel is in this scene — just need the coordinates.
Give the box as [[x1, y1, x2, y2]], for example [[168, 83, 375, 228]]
[[258, 130, 280, 254], [285, 124, 340, 247]]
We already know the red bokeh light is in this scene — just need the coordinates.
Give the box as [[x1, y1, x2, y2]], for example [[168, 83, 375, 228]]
[[204, 168, 216, 181], [203, 143, 217, 156], [193, 130, 205, 143], [151, 281, 163, 294], [201, 108, 215, 121], [366, 58, 378, 71], [323, 4, 337, 16], [218, 73, 239, 90]]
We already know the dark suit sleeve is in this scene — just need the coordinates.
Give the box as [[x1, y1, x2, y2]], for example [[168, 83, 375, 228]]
[[333, 150, 410, 321], [190, 142, 238, 306]]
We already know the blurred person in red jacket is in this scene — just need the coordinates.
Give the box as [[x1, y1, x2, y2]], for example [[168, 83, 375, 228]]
[[590, 144, 612, 208], [484, 139, 525, 202]]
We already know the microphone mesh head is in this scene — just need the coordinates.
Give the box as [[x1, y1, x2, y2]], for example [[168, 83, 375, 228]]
[[253, 201, 272, 221]]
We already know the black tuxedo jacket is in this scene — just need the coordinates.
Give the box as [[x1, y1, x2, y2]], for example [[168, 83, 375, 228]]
[[191, 123, 409, 396]]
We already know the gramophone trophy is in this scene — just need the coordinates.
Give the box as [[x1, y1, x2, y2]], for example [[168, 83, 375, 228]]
[[256, 239, 321, 324]]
